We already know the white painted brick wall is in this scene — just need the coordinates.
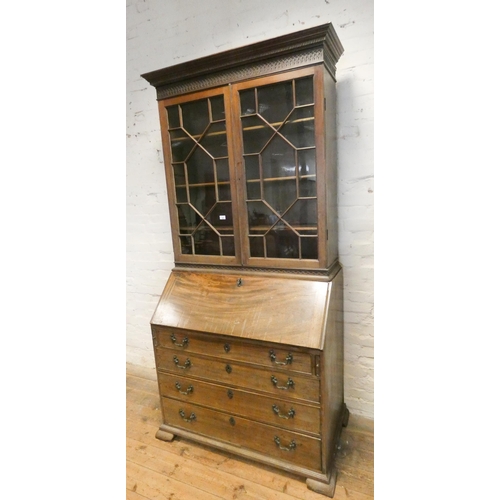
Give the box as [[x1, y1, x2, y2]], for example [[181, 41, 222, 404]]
[[126, 0, 374, 419]]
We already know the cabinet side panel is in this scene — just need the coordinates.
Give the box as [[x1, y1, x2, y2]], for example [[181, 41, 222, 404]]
[[323, 70, 339, 268], [321, 268, 344, 474]]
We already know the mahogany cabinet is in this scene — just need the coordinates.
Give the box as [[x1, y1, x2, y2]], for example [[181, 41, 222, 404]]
[[142, 23, 348, 497]]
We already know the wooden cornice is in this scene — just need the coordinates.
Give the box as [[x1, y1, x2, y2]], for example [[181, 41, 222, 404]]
[[141, 23, 344, 99]]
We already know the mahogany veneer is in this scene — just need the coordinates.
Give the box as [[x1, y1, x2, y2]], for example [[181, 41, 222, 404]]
[[150, 269, 347, 496]]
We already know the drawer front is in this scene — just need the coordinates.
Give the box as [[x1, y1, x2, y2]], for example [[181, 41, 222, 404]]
[[158, 372, 320, 435], [155, 347, 320, 403], [161, 397, 322, 471], [152, 326, 313, 374]]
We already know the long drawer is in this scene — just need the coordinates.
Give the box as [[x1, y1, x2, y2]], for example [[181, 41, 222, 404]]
[[155, 347, 320, 403], [152, 326, 314, 375], [158, 371, 320, 435], [160, 397, 322, 471]]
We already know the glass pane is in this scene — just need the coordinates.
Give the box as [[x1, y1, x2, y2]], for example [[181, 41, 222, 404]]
[[242, 115, 274, 154], [193, 223, 220, 255], [177, 205, 199, 232], [221, 236, 235, 256], [283, 199, 317, 229], [186, 147, 214, 185], [263, 178, 296, 214], [206, 202, 233, 229], [175, 185, 188, 203], [216, 158, 230, 201], [179, 236, 193, 254], [295, 77, 314, 106], [200, 122, 228, 158], [261, 135, 296, 179], [298, 149, 316, 197], [280, 106, 315, 148], [247, 201, 276, 233], [299, 177, 316, 198], [298, 149, 316, 178], [170, 129, 196, 162], [249, 236, 265, 257], [210, 95, 225, 121], [244, 155, 260, 180], [173, 164, 186, 185], [240, 89, 256, 116], [218, 183, 231, 201], [246, 180, 261, 200], [216, 158, 230, 182], [265, 229, 299, 259], [300, 237, 318, 259], [181, 99, 209, 137], [257, 81, 293, 124], [189, 184, 216, 217], [167, 105, 180, 129]]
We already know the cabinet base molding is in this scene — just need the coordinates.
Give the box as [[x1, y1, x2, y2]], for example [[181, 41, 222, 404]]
[[154, 401, 350, 496], [154, 422, 337, 487]]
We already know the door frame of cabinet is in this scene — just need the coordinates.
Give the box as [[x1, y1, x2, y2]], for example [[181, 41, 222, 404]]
[[230, 65, 327, 270], [158, 85, 243, 266]]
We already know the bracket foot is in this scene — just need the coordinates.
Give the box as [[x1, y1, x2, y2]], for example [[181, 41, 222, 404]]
[[306, 468, 337, 497], [155, 427, 175, 442]]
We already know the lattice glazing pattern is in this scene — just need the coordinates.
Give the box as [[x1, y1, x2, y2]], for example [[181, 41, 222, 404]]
[[167, 96, 235, 256], [240, 76, 318, 260]]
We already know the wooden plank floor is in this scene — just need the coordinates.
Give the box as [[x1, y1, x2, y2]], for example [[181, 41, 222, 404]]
[[126, 363, 374, 500]]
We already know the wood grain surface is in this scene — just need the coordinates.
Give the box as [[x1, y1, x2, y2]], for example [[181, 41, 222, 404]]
[[151, 270, 332, 349]]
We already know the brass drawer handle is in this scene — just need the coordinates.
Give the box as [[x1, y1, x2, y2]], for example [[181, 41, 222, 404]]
[[173, 355, 191, 369], [274, 436, 296, 451], [170, 334, 189, 348], [272, 404, 295, 419], [175, 382, 194, 395], [269, 350, 293, 366], [179, 409, 196, 422], [271, 375, 295, 390]]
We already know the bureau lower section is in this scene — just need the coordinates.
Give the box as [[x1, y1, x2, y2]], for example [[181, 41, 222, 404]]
[[150, 269, 347, 497]]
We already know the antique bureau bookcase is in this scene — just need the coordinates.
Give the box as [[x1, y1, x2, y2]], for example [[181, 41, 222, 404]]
[[141, 23, 348, 497]]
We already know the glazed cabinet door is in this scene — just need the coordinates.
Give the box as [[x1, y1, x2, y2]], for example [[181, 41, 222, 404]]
[[158, 87, 241, 264], [157, 67, 328, 270], [231, 66, 327, 269]]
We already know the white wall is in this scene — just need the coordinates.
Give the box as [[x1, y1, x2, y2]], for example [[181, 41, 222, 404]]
[[126, 0, 374, 419]]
